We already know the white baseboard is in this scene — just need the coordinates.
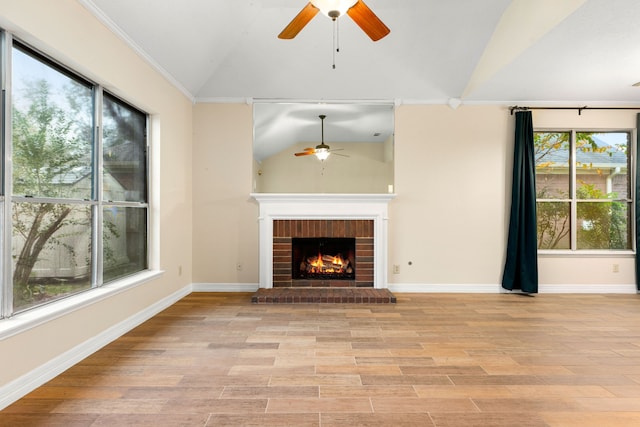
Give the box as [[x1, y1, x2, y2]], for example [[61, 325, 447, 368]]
[[191, 283, 259, 292], [538, 283, 637, 293], [388, 283, 638, 294], [389, 283, 500, 293], [0, 284, 191, 411]]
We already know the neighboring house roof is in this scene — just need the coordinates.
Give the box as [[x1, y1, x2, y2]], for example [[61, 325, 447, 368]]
[[537, 135, 627, 168]]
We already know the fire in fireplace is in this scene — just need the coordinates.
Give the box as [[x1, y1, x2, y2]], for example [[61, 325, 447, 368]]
[[292, 237, 356, 280]]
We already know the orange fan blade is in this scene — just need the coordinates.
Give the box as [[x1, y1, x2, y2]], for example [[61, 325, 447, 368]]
[[295, 148, 316, 156], [278, 3, 319, 39], [346, 0, 390, 41]]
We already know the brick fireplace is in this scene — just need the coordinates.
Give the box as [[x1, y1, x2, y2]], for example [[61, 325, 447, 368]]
[[273, 219, 374, 287], [251, 193, 394, 289]]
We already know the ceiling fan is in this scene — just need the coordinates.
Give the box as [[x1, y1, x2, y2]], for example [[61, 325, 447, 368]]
[[279, 0, 390, 41], [294, 115, 347, 161]]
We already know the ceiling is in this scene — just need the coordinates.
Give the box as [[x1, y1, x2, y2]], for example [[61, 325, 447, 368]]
[[79, 0, 640, 159]]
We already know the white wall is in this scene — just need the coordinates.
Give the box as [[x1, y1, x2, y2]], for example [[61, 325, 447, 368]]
[[192, 103, 258, 285], [390, 105, 512, 287], [193, 103, 637, 291], [0, 0, 193, 390]]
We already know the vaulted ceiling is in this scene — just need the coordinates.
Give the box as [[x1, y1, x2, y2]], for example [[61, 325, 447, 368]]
[[82, 0, 640, 104], [80, 0, 640, 159]]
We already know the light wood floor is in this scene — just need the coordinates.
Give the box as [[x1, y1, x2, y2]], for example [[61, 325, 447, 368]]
[[2, 292, 640, 426]]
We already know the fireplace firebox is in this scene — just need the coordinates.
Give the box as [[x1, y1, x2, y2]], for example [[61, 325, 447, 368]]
[[292, 238, 356, 280]]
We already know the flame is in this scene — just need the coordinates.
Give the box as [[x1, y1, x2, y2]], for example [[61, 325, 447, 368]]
[[307, 252, 346, 274], [310, 252, 323, 270]]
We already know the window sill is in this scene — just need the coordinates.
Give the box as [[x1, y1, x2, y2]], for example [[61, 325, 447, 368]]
[[538, 250, 635, 258], [0, 270, 164, 340]]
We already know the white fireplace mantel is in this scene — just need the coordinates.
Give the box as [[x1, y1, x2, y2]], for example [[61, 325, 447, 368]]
[[251, 193, 395, 289]]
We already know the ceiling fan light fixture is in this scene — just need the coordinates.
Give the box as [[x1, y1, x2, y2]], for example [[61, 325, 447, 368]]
[[315, 147, 331, 160], [310, 0, 358, 19]]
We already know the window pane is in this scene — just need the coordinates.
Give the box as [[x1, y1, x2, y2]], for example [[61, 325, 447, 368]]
[[537, 201, 570, 249], [577, 201, 630, 250], [576, 132, 629, 200], [12, 202, 92, 312], [103, 94, 147, 203], [534, 132, 569, 199], [103, 206, 147, 282], [12, 45, 93, 200]]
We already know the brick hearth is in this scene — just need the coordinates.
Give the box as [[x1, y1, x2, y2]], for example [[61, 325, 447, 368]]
[[273, 219, 374, 288], [251, 287, 396, 304]]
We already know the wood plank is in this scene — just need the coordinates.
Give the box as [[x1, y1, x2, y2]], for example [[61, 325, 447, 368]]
[[3, 292, 640, 426]]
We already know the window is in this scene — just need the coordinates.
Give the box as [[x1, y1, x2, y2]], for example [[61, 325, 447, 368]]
[[535, 130, 632, 251], [102, 94, 148, 283], [1, 35, 149, 316]]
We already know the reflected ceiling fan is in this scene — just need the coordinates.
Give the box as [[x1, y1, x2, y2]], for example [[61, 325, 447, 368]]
[[279, 0, 390, 41], [294, 115, 348, 161]]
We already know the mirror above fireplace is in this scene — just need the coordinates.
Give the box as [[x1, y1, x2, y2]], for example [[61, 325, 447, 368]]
[[253, 101, 394, 194]]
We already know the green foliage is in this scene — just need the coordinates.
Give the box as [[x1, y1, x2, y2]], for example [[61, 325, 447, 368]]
[[536, 199, 569, 249], [537, 183, 628, 250], [576, 184, 627, 249]]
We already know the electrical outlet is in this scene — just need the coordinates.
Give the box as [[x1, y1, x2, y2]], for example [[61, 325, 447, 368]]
[[393, 264, 400, 274], [612, 263, 619, 273]]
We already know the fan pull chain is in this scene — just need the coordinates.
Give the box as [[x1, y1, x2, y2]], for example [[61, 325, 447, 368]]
[[336, 17, 340, 53], [332, 19, 336, 69], [332, 18, 340, 69]]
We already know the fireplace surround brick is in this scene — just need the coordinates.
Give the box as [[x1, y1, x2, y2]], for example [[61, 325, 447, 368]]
[[273, 219, 374, 288]]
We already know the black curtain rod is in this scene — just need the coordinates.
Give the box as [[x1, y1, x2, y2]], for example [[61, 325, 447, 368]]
[[509, 105, 640, 115]]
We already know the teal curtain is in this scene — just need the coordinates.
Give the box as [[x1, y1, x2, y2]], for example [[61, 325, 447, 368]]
[[502, 111, 538, 293], [636, 114, 640, 291]]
